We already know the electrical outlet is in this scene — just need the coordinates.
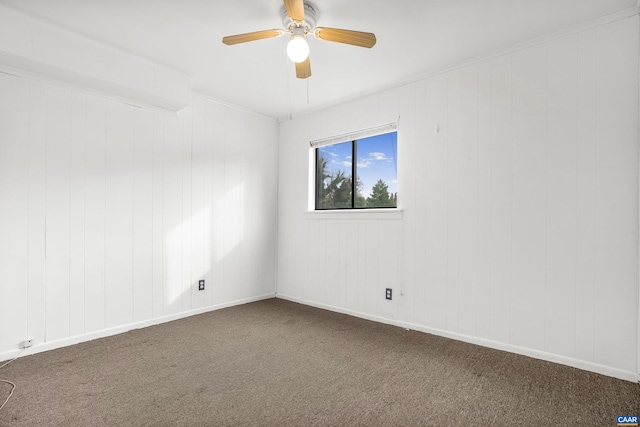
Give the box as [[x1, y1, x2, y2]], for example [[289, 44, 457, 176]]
[[385, 288, 392, 300], [21, 339, 33, 349], [198, 280, 205, 291]]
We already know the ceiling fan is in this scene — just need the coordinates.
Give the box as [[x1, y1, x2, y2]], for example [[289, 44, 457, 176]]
[[222, 0, 377, 79]]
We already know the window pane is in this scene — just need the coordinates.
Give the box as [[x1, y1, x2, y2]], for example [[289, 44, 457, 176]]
[[315, 141, 353, 209], [355, 132, 397, 208]]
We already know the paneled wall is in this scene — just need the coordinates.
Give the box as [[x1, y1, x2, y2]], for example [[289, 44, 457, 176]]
[[0, 74, 278, 359], [277, 16, 639, 380]]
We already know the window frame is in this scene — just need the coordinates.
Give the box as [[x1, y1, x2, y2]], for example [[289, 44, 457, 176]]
[[309, 123, 398, 212]]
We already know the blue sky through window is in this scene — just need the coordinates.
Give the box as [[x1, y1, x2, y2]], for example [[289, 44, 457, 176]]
[[320, 132, 397, 198], [356, 132, 397, 197]]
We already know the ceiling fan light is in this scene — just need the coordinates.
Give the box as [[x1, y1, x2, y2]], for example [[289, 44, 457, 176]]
[[287, 35, 309, 63]]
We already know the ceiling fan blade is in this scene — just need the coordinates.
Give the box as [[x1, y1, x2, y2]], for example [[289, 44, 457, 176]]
[[295, 57, 311, 79], [222, 29, 284, 45], [283, 0, 305, 22], [314, 27, 377, 48]]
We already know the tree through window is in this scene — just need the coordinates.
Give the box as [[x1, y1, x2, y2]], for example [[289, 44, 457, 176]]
[[315, 130, 397, 210]]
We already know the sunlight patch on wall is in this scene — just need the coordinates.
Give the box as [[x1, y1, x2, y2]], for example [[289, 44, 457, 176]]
[[216, 181, 244, 262], [165, 219, 183, 311]]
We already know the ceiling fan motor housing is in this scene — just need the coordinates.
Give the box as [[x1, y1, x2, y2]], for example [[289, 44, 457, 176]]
[[281, 1, 317, 33]]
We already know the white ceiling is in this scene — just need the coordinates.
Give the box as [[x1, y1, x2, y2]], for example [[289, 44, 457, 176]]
[[0, 0, 635, 119]]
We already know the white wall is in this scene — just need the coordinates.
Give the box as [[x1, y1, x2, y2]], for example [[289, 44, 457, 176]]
[[0, 73, 278, 359], [277, 15, 639, 381]]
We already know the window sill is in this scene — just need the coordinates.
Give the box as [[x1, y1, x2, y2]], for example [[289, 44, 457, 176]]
[[304, 209, 403, 220]]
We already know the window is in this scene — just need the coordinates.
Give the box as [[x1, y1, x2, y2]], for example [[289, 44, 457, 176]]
[[313, 125, 397, 210]]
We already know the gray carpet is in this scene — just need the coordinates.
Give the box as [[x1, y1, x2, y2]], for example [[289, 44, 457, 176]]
[[0, 298, 638, 426]]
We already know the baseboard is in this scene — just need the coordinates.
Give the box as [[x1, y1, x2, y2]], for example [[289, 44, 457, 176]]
[[0, 293, 275, 363], [276, 293, 640, 383]]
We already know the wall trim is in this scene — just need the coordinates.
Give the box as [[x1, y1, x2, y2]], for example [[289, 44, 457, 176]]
[[0, 65, 281, 120], [0, 64, 181, 118], [191, 90, 276, 121], [0, 2, 187, 77], [0, 4, 191, 113], [276, 293, 640, 383], [304, 210, 403, 220], [0, 293, 275, 363]]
